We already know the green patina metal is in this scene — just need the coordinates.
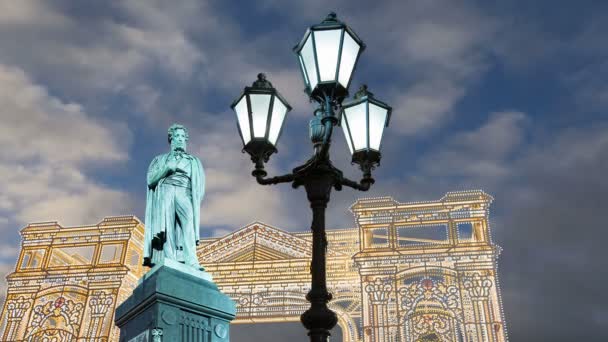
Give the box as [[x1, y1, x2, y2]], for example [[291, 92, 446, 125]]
[[115, 258, 236, 342], [143, 124, 205, 270], [116, 124, 236, 341]]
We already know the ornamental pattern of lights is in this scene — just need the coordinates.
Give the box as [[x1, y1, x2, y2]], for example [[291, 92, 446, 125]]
[[0, 191, 508, 342], [0, 216, 145, 342], [199, 190, 508, 342]]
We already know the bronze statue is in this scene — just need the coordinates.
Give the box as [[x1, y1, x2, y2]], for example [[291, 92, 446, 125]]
[[143, 124, 205, 270]]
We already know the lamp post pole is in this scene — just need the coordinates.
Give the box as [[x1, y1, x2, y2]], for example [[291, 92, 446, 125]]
[[253, 100, 373, 341], [231, 13, 391, 341]]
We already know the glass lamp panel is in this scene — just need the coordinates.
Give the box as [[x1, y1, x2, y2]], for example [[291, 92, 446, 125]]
[[298, 55, 310, 87], [340, 116, 355, 155], [268, 98, 287, 145], [338, 32, 360, 88], [368, 103, 388, 151], [313, 29, 342, 82], [234, 96, 251, 144], [301, 35, 319, 90], [344, 102, 367, 151], [249, 94, 271, 138]]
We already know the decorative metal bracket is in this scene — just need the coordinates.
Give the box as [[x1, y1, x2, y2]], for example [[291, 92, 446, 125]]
[[151, 328, 163, 342]]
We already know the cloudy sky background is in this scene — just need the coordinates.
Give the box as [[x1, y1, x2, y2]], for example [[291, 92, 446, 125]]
[[0, 0, 606, 340]]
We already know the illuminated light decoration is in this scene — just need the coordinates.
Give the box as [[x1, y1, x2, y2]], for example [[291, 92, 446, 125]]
[[0, 191, 507, 342], [347, 190, 508, 342], [0, 216, 145, 342]]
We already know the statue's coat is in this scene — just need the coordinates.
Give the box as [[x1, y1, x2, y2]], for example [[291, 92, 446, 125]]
[[143, 152, 205, 265]]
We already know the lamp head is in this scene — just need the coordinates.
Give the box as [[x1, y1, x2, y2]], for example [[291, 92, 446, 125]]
[[340, 84, 391, 171], [293, 12, 366, 104], [231, 73, 292, 166]]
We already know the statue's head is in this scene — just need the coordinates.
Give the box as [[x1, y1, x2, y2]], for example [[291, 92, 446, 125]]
[[168, 123, 189, 152]]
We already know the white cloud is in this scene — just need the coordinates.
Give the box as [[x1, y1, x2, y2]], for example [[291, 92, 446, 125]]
[[347, 0, 498, 136], [0, 262, 14, 308], [565, 60, 608, 111], [0, 0, 67, 27], [0, 65, 128, 165], [450, 111, 527, 158], [0, 164, 133, 226], [0, 0, 207, 117], [418, 111, 527, 180], [0, 64, 134, 230], [0, 244, 19, 259], [260, 69, 312, 117], [112, 23, 203, 79], [389, 78, 466, 135]]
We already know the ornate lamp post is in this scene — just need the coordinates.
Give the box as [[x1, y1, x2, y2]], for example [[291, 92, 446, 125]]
[[231, 12, 391, 342]]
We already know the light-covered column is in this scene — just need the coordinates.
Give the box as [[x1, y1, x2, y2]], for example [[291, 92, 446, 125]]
[[365, 278, 393, 341], [3, 296, 32, 341], [463, 273, 495, 342], [87, 291, 114, 341]]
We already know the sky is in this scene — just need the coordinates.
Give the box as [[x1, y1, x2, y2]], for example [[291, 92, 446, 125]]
[[0, 0, 606, 340]]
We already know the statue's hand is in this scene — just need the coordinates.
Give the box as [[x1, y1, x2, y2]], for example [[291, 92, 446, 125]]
[[166, 159, 178, 174]]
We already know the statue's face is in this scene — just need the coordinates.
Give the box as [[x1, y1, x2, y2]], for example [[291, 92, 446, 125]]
[[170, 129, 187, 152]]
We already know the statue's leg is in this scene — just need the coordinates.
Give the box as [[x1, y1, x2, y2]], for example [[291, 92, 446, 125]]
[[175, 212, 185, 263], [161, 185, 177, 262], [175, 188, 200, 268]]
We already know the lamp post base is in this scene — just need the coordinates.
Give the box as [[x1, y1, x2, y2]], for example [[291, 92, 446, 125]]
[[301, 303, 338, 342]]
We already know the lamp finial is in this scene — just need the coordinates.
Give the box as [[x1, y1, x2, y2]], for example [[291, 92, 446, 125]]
[[354, 84, 374, 99], [323, 12, 338, 23], [252, 73, 273, 88]]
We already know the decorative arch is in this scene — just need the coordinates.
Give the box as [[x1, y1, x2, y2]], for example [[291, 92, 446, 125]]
[[24, 285, 88, 340], [34, 284, 89, 298], [329, 296, 363, 342], [396, 266, 460, 283], [228, 289, 362, 342], [398, 275, 466, 342], [404, 305, 460, 342]]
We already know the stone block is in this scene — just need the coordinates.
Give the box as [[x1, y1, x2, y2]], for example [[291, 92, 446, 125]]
[[115, 259, 236, 342]]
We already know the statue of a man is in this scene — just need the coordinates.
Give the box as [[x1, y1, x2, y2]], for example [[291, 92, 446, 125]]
[[143, 124, 205, 269]]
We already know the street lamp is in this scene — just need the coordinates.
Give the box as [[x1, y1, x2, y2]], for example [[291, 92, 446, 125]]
[[231, 73, 292, 173], [341, 84, 392, 178], [293, 12, 365, 103], [231, 12, 391, 342]]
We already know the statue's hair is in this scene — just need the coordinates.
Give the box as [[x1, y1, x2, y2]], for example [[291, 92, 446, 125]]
[[167, 123, 189, 143]]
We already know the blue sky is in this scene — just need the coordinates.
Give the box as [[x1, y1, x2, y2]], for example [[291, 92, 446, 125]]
[[0, 1, 607, 340]]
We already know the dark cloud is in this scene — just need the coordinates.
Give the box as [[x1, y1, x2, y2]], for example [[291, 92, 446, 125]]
[[496, 124, 608, 341]]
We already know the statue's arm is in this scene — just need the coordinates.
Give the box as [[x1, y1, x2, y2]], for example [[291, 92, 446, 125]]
[[198, 158, 205, 200], [147, 155, 169, 188]]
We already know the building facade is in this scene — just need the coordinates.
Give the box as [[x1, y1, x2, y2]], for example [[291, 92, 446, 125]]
[[0, 190, 507, 341], [0, 216, 145, 341]]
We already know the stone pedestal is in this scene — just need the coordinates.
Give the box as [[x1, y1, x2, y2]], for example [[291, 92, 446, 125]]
[[115, 258, 236, 342]]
